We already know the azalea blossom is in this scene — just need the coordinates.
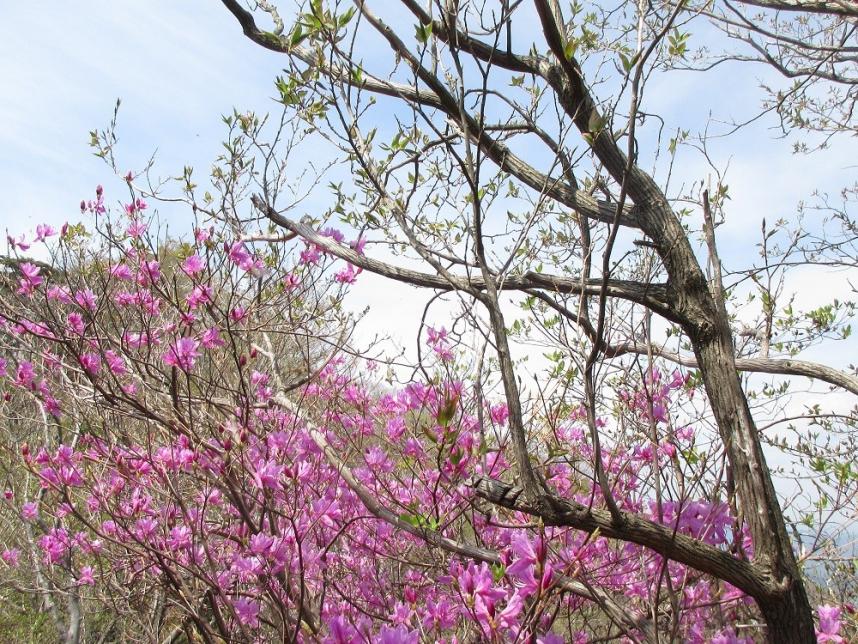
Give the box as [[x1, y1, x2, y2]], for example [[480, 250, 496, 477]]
[[817, 604, 844, 643], [162, 337, 201, 371], [77, 566, 95, 586], [109, 263, 133, 280], [17, 262, 42, 295], [35, 224, 57, 242], [7, 233, 31, 251], [74, 289, 98, 311], [186, 284, 213, 309], [21, 502, 38, 521], [200, 327, 225, 349], [182, 253, 206, 275], [232, 597, 260, 628], [126, 219, 148, 238], [334, 263, 361, 284], [1, 548, 20, 567]]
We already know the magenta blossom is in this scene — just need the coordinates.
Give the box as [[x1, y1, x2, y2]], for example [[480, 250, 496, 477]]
[[17, 262, 42, 296], [200, 327, 225, 349], [7, 233, 31, 251], [817, 604, 844, 643], [232, 597, 260, 628], [186, 285, 213, 309], [35, 224, 57, 242], [77, 565, 95, 586], [74, 289, 98, 311], [334, 263, 361, 284], [21, 502, 38, 521], [126, 219, 148, 238], [1, 548, 20, 567], [182, 254, 206, 275], [162, 337, 201, 371]]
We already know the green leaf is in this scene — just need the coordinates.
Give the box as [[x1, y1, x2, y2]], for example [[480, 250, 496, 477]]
[[290, 24, 307, 48], [620, 50, 641, 73], [415, 22, 433, 44], [338, 6, 356, 28], [564, 40, 577, 60], [436, 395, 459, 427], [668, 28, 690, 59]]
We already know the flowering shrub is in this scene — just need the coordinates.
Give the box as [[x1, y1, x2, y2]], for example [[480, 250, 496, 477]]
[[0, 189, 849, 642]]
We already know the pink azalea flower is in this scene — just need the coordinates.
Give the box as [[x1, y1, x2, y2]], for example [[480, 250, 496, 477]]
[[77, 565, 95, 586], [282, 272, 300, 290], [326, 616, 357, 643], [320, 227, 344, 242], [7, 233, 31, 251], [124, 331, 155, 348], [16, 361, 36, 387], [377, 625, 419, 644], [162, 337, 201, 371], [299, 244, 322, 265], [650, 401, 667, 423], [74, 289, 98, 311], [17, 262, 42, 295], [537, 634, 565, 644], [252, 460, 284, 490], [126, 219, 148, 238], [43, 396, 62, 418], [139, 260, 161, 284], [200, 327, 225, 349], [490, 403, 509, 425], [80, 352, 101, 376], [426, 326, 447, 344], [167, 525, 193, 550], [817, 604, 844, 643], [21, 502, 38, 521], [334, 263, 361, 284], [182, 253, 206, 275], [47, 285, 72, 303], [186, 285, 213, 309], [35, 224, 57, 242], [104, 350, 127, 376], [109, 263, 133, 280], [506, 533, 553, 597], [1, 548, 20, 567], [67, 313, 86, 336], [227, 241, 253, 270], [232, 597, 260, 628]]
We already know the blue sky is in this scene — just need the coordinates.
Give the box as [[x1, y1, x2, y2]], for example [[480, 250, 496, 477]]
[[2, 3, 852, 243], [1, 2, 284, 236], [1, 2, 854, 356]]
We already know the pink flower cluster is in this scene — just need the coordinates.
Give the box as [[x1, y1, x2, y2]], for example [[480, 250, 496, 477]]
[[0, 190, 817, 642]]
